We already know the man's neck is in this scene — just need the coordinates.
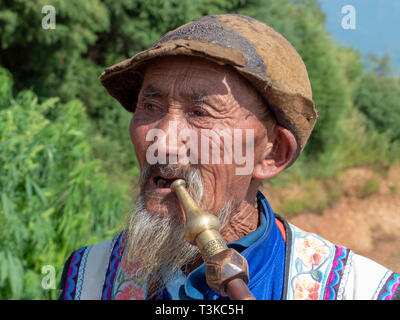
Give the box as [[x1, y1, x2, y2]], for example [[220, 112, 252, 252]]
[[220, 199, 259, 243]]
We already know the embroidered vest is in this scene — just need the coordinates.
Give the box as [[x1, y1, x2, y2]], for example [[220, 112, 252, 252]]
[[58, 219, 400, 300]]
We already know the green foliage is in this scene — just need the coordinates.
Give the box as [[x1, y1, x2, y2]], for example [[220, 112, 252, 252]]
[[270, 176, 342, 217], [356, 177, 380, 199], [0, 67, 13, 107], [355, 72, 400, 142], [278, 198, 312, 217], [389, 184, 398, 195], [0, 68, 130, 299], [366, 53, 396, 78], [0, 0, 109, 95]]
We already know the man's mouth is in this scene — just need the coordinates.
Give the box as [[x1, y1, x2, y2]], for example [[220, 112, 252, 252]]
[[153, 176, 180, 189]]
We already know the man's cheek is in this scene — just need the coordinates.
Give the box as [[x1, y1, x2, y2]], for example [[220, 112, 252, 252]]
[[197, 130, 229, 166], [198, 167, 222, 211], [130, 126, 150, 165]]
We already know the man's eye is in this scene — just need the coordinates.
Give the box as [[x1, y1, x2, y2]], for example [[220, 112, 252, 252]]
[[189, 108, 209, 117], [144, 103, 157, 112]]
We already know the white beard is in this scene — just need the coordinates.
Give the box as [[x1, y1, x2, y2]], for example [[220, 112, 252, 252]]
[[123, 196, 200, 293], [123, 164, 234, 294]]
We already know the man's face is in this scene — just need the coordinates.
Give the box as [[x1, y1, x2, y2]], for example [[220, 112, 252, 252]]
[[129, 56, 273, 222]]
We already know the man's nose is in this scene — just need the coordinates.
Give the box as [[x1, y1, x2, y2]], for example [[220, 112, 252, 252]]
[[154, 114, 188, 164]]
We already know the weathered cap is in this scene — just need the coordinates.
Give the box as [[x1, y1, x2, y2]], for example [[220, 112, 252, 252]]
[[99, 14, 318, 166]]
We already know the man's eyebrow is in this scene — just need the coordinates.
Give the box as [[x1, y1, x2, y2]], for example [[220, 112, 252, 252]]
[[140, 86, 213, 104], [141, 85, 162, 98], [189, 89, 207, 104]]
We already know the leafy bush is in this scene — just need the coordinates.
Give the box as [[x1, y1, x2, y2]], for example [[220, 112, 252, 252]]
[[355, 72, 400, 142], [356, 177, 380, 199], [0, 68, 131, 299]]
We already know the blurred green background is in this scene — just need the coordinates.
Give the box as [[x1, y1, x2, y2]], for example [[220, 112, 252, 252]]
[[0, 0, 399, 299]]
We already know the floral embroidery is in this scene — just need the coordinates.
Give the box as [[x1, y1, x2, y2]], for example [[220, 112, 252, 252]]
[[294, 275, 321, 300], [295, 238, 330, 268], [111, 247, 148, 299], [287, 226, 334, 300], [116, 284, 145, 300]]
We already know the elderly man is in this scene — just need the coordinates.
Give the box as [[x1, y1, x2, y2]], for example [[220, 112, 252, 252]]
[[58, 14, 399, 300]]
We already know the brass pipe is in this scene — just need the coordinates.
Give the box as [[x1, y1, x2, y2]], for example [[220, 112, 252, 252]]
[[171, 179, 255, 300], [170, 179, 227, 260]]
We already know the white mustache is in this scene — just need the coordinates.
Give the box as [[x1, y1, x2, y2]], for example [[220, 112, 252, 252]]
[[140, 163, 204, 204]]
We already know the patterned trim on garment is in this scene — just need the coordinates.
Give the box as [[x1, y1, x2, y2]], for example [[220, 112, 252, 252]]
[[286, 224, 336, 300], [64, 246, 87, 300], [336, 250, 353, 300], [372, 270, 393, 300], [377, 272, 400, 300], [323, 246, 350, 300], [101, 232, 125, 300], [74, 245, 92, 300]]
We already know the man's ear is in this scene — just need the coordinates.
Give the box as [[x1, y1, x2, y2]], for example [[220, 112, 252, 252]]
[[252, 125, 297, 180]]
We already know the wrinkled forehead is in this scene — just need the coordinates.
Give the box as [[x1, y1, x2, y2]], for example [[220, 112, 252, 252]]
[[144, 55, 229, 75], [140, 56, 233, 96], [139, 56, 264, 107]]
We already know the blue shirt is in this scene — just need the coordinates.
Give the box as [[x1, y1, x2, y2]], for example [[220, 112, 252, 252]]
[[156, 191, 286, 300]]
